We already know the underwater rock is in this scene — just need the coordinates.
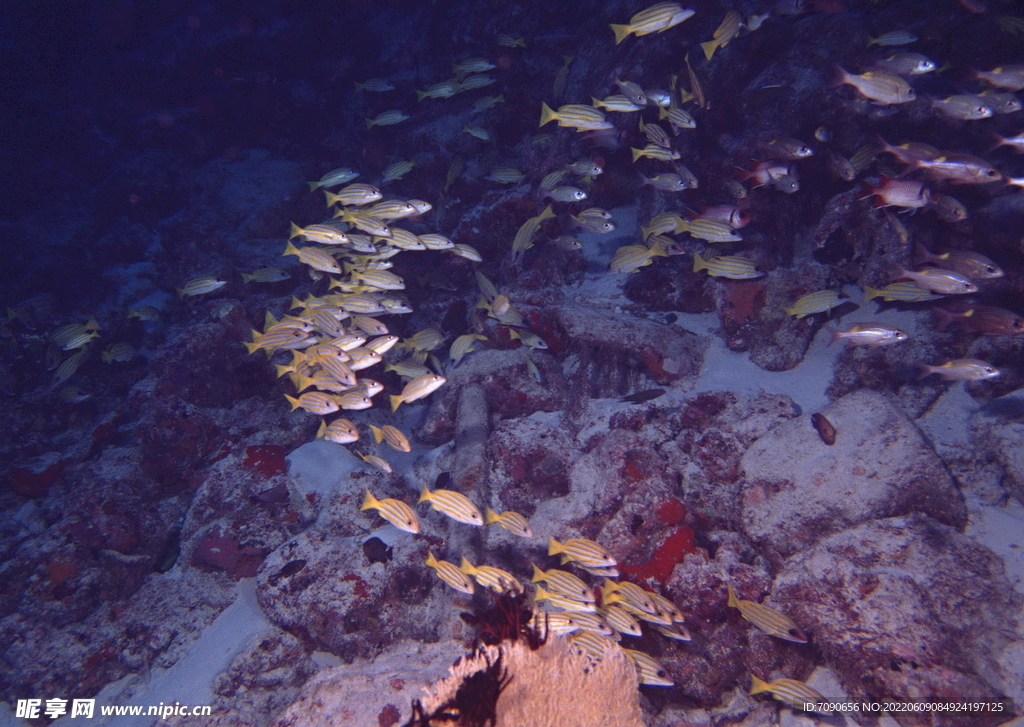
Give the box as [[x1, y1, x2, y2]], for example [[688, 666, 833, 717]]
[[205, 630, 318, 726], [740, 389, 966, 560], [552, 303, 704, 393], [970, 388, 1024, 506], [269, 639, 465, 727], [773, 514, 1020, 726], [255, 531, 452, 661]]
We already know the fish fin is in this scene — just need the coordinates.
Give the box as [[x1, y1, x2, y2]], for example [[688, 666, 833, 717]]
[[727, 585, 739, 608], [824, 324, 841, 347], [417, 486, 431, 504], [631, 147, 643, 162], [749, 675, 771, 695], [916, 363, 934, 381], [390, 394, 402, 412], [539, 102, 558, 127], [547, 537, 562, 556], [609, 23, 632, 45], [700, 39, 718, 61], [364, 118, 375, 129], [360, 489, 377, 511]]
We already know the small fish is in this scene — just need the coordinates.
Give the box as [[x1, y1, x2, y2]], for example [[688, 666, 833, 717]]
[[528, 611, 608, 637], [825, 322, 908, 348], [931, 95, 993, 120], [365, 110, 410, 128], [53, 351, 86, 383], [975, 65, 1024, 91], [359, 453, 392, 473], [360, 490, 419, 534], [548, 537, 617, 569], [609, 244, 661, 273], [894, 265, 977, 295], [369, 424, 411, 453], [833, 67, 915, 105], [282, 241, 342, 274], [59, 329, 100, 351], [242, 267, 290, 283], [867, 30, 918, 46], [316, 418, 359, 444], [913, 153, 1002, 185], [917, 358, 1000, 381], [599, 604, 643, 636], [682, 218, 740, 242], [592, 95, 643, 112], [863, 281, 943, 303], [449, 333, 487, 364], [101, 342, 134, 363], [620, 388, 666, 403], [614, 80, 647, 107], [539, 103, 614, 131], [484, 508, 533, 538], [630, 144, 681, 162], [728, 585, 808, 642], [522, 350, 543, 384], [531, 565, 595, 602], [567, 631, 618, 659], [914, 243, 1000, 279], [859, 176, 931, 208], [425, 551, 474, 594], [610, 2, 695, 45], [472, 94, 505, 112], [485, 167, 524, 184], [403, 328, 445, 352], [512, 204, 556, 257], [566, 160, 603, 176], [545, 185, 588, 202], [127, 305, 160, 321], [176, 275, 226, 299], [535, 585, 598, 613], [873, 52, 936, 76], [452, 57, 496, 75], [811, 412, 836, 445], [641, 172, 694, 192], [825, 150, 856, 181], [308, 167, 360, 191], [354, 78, 394, 93], [450, 243, 483, 262], [419, 233, 454, 250], [693, 252, 763, 279], [460, 557, 521, 594], [381, 160, 415, 182], [496, 33, 525, 48], [659, 106, 697, 131], [762, 136, 813, 159], [324, 183, 383, 207], [927, 194, 968, 224], [784, 290, 842, 319], [419, 486, 484, 526], [978, 92, 1022, 115], [622, 649, 674, 686], [458, 74, 495, 91], [932, 305, 1024, 335], [552, 55, 574, 102], [463, 125, 491, 141], [701, 10, 743, 60], [750, 675, 828, 712]]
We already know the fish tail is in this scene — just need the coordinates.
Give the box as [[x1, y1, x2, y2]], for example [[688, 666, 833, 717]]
[[529, 563, 545, 582], [175, 287, 184, 300], [425, 551, 438, 567], [547, 537, 563, 556], [315, 420, 327, 439], [727, 585, 740, 608], [749, 675, 771, 695], [590, 96, 602, 108], [829, 64, 850, 89], [824, 324, 841, 347], [537, 204, 555, 221], [289, 221, 303, 239], [369, 424, 383, 444], [416, 90, 428, 102], [631, 147, 643, 162], [484, 507, 501, 525], [931, 306, 956, 332], [283, 239, 299, 257], [364, 118, 375, 129], [459, 556, 475, 573], [390, 394, 402, 412], [284, 394, 301, 411], [241, 273, 253, 283], [306, 181, 319, 192], [700, 39, 718, 61], [916, 363, 935, 381], [539, 102, 558, 127], [360, 489, 378, 511], [609, 23, 632, 45], [863, 286, 881, 302], [417, 486, 431, 504], [692, 253, 707, 273]]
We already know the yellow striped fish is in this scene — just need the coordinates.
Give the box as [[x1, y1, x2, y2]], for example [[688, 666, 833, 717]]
[[419, 233, 454, 250], [749, 675, 827, 712], [324, 183, 383, 207], [599, 604, 643, 636], [728, 585, 808, 643], [659, 106, 697, 131], [682, 218, 742, 243], [592, 95, 644, 112], [366, 200, 418, 220], [548, 537, 617, 569], [176, 275, 226, 298], [534, 585, 598, 613], [693, 252, 763, 279], [483, 508, 532, 538], [451, 243, 483, 261], [381, 160, 414, 182], [282, 241, 342, 274], [530, 565, 594, 602], [601, 579, 658, 616], [359, 453, 392, 473], [610, 2, 695, 45], [701, 10, 743, 60], [369, 424, 411, 452], [307, 167, 359, 191], [512, 204, 556, 257], [316, 418, 359, 444], [289, 221, 351, 244], [459, 557, 522, 593], [538, 103, 614, 131], [784, 290, 842, 319], [863, 281, 943, 302], [365, 110, 410, 128], [418, 486, 483, 526], [567, 630, 618, 659], [360, 490, 419, 534], [622, 648, 674, 686], [485, 167, 525, 184], [425, 551, 474, 594], [630, 144, 681, 162], [450, 333, 487, 364], [284, 391, 340, 415]]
